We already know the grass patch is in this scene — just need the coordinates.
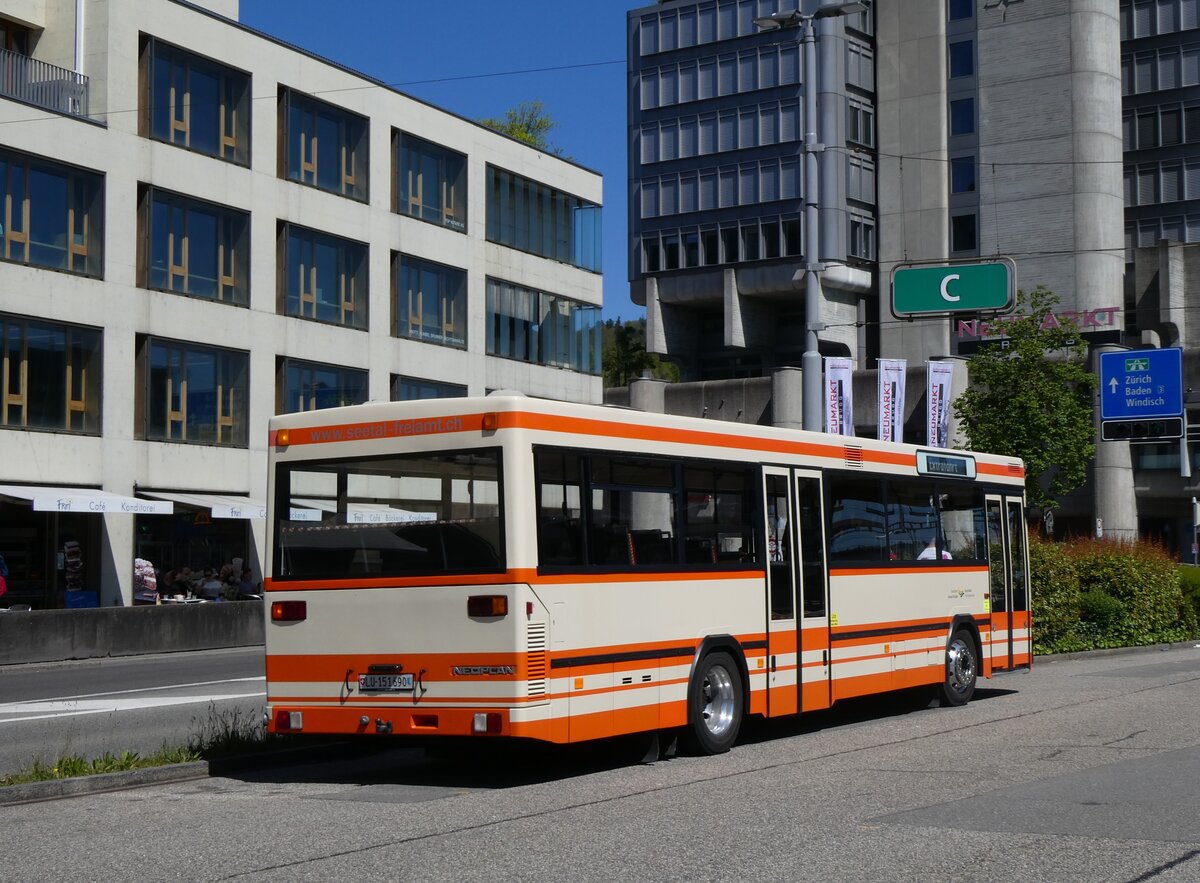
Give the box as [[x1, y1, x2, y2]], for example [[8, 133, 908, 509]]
[[1, 703, 274, 788]]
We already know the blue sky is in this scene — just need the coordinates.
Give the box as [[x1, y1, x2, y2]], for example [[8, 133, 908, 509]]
[[239, 0, 640, 322]]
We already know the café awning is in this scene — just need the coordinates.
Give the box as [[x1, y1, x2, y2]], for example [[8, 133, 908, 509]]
[[0, 484, 173, 515], [138, 491, 267, 520]]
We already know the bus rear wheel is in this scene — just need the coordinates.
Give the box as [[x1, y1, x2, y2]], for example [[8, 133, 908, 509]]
[[684, 651, 743, 755], [941, 629, 977, 706]]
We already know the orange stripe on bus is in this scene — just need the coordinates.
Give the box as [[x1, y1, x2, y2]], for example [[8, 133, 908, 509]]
[[265, 568, 759, 592]]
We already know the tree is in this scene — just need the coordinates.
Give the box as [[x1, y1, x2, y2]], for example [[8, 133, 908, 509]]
[[478, 100, 564, 156], [952, 286, 1097, 511], [601, 319, 678, 388]]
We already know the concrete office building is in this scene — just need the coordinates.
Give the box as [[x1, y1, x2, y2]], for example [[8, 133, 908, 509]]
[[0, 0, 604, 608], [625, 0, 1182, 543]]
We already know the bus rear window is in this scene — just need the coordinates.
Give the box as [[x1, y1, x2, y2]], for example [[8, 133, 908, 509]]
[[273, 449, 503, 580]]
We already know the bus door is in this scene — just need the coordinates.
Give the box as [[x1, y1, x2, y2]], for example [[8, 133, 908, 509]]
[[763, 468, 831, 717], [794, 471, 831, 712], [985, 494, 1031, 670], [763, 468, 798, 716]]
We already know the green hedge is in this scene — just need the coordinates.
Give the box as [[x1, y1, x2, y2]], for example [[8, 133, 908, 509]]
[[1030, 536, 1197, 654]]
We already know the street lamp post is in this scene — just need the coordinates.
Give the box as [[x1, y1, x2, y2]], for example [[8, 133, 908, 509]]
[[755, 2, 867, 432]]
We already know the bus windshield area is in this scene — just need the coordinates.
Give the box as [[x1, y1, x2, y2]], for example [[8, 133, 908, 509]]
[[273, 448, 503, 580]]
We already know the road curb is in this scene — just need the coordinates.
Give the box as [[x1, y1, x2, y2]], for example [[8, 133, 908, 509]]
[[0, 739, 359, 805], [0, 760, 211, 805]]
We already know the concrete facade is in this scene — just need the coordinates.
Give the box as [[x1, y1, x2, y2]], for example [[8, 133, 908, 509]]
[[0, 0, 604, 608]]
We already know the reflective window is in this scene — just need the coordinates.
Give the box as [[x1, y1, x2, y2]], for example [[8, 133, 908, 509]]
[[139, 337, 247, 446], [391, 376, 467, 400], [280, 87, 368, 201], [277, 358, 368, 414], [949, 40, 974, 78], [279, 224, 368, 330], [949, 0, 974, 21], [485, 165, 601, 272], [950, 98, 976, 136], [141, 36, 250, 165], [486, 278, 601, 374], [951, 156, 977, 193], [1, 314, 100, 433], [395, 131, 466, 232], [951, 213, 978, 252], [275, 449, 503, 580], [0, 148, 102, 277], [394, 254, 466, 348], [141, 186, 248, 304]]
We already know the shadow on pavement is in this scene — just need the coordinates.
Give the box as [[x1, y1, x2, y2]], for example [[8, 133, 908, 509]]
[[217, 685, 1020, 792]]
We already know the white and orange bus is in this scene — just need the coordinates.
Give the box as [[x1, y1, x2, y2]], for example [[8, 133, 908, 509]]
[[264, 394, 1031, 754]]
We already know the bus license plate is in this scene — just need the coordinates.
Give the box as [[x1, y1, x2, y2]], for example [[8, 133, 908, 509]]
[[358, 673, 414, 692]]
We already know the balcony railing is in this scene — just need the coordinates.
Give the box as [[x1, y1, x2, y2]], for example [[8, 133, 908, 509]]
[[0, 49, 89, 119]]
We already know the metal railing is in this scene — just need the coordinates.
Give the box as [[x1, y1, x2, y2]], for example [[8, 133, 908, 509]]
[[0, 49, 89, 119]]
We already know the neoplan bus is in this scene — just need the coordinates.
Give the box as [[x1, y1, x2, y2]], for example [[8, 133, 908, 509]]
[[264, 394, 1031, 754]]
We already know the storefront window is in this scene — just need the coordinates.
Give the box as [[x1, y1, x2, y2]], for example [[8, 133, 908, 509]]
[[135, 510, 254, 601], [0, 503, 98, 609]]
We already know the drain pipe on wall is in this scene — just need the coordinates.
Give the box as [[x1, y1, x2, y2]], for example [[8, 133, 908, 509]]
[[74, 0, 85, 74]]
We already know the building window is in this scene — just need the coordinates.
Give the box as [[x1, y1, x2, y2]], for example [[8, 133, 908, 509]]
[[0, 147, 103, 277], [391, 376, 467, 400], [950, 98, 975, 136], [949, 41, 974, 78], [139, 186, 248, 305], [849, 215, 875, 259], [140, 36, 250, 166], [951, 213, 978, 252], [278, 223, 368, 330], [951, 156, 977, 193], [847, 100, 874, 146], [1, 314, 100, 434], [847, 156, 876, 203], [949, 0, 974, 21], [138, 337, 248, 446], [277, 358, 368, 414], [486, 278, 601, 374], [395, 131, 466, 232], [279, 87, 368, 202], [393, 254, 466, 349], [485, 165, 602, 272]]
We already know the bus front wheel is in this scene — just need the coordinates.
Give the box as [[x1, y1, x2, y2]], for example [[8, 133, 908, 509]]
[[684, 651, 743, 755], [941, 629, 978, 706]]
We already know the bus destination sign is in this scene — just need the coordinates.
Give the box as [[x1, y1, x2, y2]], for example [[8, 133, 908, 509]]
[[917, 451, 977, 479]]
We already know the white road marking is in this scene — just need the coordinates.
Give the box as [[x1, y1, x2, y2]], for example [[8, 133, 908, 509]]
[[0, 678, 267, 724]]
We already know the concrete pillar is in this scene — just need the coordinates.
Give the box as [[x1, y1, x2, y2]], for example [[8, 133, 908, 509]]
[[1092, 344, 1138, 540], [629, 374, 667, 415], [771, 367, 804, 431]]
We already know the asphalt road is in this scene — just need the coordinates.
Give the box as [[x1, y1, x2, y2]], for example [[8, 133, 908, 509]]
[[0, 648, 265, 774], [3, 644, 1200, 882]]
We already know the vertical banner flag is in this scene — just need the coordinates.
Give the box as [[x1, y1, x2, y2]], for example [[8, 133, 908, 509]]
[[877, 358, 907, 443], [824, 357, 854, 436], [927, 360, 954, 448]]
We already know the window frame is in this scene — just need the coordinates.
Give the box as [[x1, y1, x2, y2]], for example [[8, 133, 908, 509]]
[[277, 222, 369, 331], [394, 130, 467, 233], [278, 86, 369, 202], [136, 335, 249, 447], [0, 312, 102, 435]]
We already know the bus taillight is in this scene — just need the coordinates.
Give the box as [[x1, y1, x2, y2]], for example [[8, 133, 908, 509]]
[[271, 600, 307, 622], [467, 595, 507, 617]]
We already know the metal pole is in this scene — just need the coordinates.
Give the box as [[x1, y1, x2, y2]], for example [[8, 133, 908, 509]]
[[801, 16, 823, 433]]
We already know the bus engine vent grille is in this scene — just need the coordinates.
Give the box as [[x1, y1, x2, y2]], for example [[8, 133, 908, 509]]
[[526, 621, 548, 697], [843, 445, 864, 468]]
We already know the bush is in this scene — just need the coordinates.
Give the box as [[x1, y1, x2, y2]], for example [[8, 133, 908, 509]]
[[1030, 535, 1196, 654], [1029, 538, 1080, 654]]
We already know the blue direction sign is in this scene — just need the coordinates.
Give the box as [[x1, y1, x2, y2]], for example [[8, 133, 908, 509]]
[[1099, 348, 1183, 420]]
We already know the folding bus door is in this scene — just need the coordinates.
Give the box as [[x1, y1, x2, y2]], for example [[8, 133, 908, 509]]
[[794, 471, 831, 712], [985, 494, 1032, 670], [763, 468, 831, 718], [763, 467, 799, 717]]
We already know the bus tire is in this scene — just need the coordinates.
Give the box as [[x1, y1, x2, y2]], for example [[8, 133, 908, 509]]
[[941, 628, 977, 706], [684, 651, 743, 755]]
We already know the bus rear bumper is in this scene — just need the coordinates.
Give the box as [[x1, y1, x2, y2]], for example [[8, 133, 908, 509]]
[[266, 704, 535, 738]]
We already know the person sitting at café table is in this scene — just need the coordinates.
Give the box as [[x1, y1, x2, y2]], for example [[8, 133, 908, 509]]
[[196, 568, 226, 600]]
